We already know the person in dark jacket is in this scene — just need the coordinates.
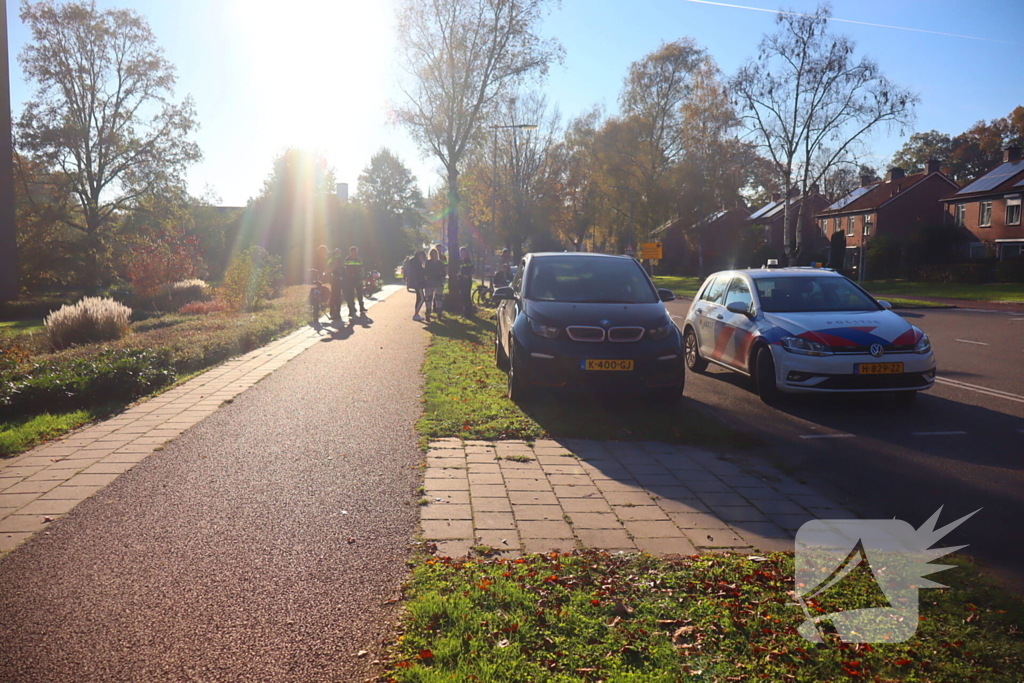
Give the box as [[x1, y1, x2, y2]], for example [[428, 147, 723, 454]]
[[341, 246, 366, 320], [407, 250, 427, 321], [423, 247, 446, 323], [329, 248, 344, 322]]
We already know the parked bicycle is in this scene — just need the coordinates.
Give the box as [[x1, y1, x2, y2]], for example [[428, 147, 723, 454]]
[[308, 269, 331, 324]]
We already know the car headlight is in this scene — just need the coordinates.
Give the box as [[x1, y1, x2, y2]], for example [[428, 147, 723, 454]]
[[779, 336, 833, 356], [914, 331, 931, 354], [529, 318, 560, 339], [647, 323, 673, 341]]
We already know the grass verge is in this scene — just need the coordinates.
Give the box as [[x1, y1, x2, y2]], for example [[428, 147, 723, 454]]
[[651, 276, 702, 299], [385, 550, 1024, 682], [0, 410, 97, 457], [862, 281, 1024, 303], [416, 310, 758, 450], [878, 297, 952, 309]]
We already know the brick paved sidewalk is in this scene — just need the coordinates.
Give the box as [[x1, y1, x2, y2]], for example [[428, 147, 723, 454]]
[[0, 286, 403, 556], [421, 438, 854, 558]]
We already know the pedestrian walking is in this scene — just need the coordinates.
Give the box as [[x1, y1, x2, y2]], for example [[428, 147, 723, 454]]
[[424, 248, 446, 323], [329, 248, 344, 322], [434, 244, 447, 315], [341, 246, 367, 321], [457, 246, 475, 317], [407, 250, 427, 321]]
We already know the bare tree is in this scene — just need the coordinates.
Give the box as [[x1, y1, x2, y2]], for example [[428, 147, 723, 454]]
[[16, 0, 201, 292], [731, 4, 916, 264], [393, 0, 561, 283]]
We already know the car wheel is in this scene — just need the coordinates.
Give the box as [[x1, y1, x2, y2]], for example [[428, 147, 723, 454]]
[[495, 325, 510, 372], [507, 338, 532, 402], [683, 328, 707, 372], [755, 345, 781, 404], [651, 376, 685, 404]]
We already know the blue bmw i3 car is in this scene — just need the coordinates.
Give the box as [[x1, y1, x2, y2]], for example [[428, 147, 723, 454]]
[[492, 252, 684, 402]]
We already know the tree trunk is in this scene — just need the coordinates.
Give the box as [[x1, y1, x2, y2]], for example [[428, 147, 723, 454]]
[[446, 166, 460, 302]]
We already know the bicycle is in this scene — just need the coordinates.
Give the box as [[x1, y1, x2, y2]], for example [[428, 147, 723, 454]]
[[473, 275, 493, 308], [308, 269, 331, 324]]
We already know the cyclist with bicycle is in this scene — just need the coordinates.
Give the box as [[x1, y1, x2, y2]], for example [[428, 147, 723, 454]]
[[423, 247, 446, 323]]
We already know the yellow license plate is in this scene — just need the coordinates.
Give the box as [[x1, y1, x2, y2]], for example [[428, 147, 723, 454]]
[[855, 362, 904, 375], [583, 359, 634, 371]]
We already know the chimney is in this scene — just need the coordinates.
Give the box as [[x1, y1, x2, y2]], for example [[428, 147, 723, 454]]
[[860, 174, 873, 187], [335, 183, 349, 201], [1004, 146, 1022, 163], [925, 159, 941, 174], [809, 182, 820, 195], [787, 186, 799, 198], [885, 167, 905, 183], [771, 192, 781, 202]]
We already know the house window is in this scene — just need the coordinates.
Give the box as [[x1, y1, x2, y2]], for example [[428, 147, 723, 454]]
[[980, 201, 993, 227], [863, 215, 873, 236], [999, 243, 1023, 260], [833, 217, 840, 234], [954, 204, 966, 227], [1007, 197, 1022, 226], [846, 216, 854, 236], [968, 243, 988, 260]]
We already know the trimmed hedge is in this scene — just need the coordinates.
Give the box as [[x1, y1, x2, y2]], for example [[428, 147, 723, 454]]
[[1, 348, 175, 418], [913, 263, 987, 284]]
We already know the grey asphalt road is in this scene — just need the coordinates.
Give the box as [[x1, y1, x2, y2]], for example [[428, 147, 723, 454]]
[[0, 290, 427, 683], [667, 298, 1024, 592]]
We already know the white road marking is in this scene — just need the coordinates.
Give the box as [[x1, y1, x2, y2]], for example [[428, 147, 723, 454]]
[[935, 377, 1024, 405], [954, 338, 989, 345], [670, 314, 686, 320], [911, 431, 968, 436], [799, 433, 856, 439]]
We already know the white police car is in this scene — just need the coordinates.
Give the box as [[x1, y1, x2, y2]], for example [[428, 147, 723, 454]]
[[681, 267, 936, 403]]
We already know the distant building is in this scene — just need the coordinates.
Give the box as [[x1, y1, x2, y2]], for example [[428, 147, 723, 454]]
[[815, 163, 958, 270], [748, 189, 830, 261], [653, 207, 751, 274], [941, 147, 1024, 260]]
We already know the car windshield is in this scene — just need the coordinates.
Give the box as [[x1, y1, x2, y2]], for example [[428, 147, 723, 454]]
[[754, 276, 879, 313], [525, 257, 657, 304]]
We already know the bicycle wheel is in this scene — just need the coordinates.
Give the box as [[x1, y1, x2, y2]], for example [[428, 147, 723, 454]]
[[473, 286, 490, 307], [311, 290, 321, 323]]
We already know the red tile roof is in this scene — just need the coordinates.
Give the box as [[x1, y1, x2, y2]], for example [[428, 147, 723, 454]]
[[816, 172, 943, 216]]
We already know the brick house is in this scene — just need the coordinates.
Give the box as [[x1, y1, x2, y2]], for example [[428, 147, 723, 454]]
[[748, 190, 830, 261], [814, 162, 959, 270], [942, 147, 1024, 260], [653, 207, 752, 274]]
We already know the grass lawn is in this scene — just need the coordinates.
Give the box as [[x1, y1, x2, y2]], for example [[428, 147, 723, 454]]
[[651, 276, 702, 299], [417, 310, 758, 450], [0, 320, 45, 335], [0, 410, 96, 457], [863, 281, 1024, 303], [386, 550, 1024, 682]]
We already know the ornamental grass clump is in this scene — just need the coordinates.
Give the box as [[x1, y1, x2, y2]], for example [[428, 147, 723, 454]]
[[44, 297, 132, 350], [159, 278, 210, 310]]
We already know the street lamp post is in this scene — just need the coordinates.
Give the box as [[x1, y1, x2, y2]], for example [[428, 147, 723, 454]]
[[490, 123, 537, 271], [0, 0, 18, 302]]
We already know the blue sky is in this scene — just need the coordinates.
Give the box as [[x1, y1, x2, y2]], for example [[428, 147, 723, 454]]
[[5, 0, 1023, 206]]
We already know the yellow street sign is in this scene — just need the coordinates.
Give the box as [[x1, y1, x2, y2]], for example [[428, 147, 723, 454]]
[[640, 242, 663, 260]]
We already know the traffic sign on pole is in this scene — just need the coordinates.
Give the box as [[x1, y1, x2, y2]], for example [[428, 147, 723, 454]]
[[640, 242, 663, 260]]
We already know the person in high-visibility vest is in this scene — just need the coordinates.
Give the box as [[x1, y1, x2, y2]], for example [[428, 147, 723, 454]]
[[341, 246, 366, 320]]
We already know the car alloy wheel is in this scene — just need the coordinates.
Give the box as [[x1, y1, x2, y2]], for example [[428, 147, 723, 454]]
[[684, 328, 707, 372]]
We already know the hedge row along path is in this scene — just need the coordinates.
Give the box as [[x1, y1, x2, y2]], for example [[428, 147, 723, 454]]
[[0, 286, 427, 683]]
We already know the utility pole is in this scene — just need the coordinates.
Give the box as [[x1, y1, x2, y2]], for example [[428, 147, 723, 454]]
[[0, 0, 18, 302]]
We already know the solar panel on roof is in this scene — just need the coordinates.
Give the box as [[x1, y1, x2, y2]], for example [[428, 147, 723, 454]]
[[957, 160, 1024, 195], [827, 185, 870, 211], [749, 200, 778, 220]]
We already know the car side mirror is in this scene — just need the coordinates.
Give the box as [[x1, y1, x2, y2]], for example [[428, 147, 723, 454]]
[[657, 288, 675, 302], [877, 299, 892, 310], [726, 301, 752, 317], [492, 286, 515, 302]]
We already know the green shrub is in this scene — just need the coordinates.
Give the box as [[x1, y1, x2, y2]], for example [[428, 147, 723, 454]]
[[0, 348, 175, 418], [913, 263, 988, 284], [995, 257, 1024, 283], [44, 296, 132, 350], [221, 246, 283, 311]]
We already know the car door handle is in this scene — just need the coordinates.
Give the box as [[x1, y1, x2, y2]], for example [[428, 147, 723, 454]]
[[696, 308, 703, 314], [716, 314, 724, 320]]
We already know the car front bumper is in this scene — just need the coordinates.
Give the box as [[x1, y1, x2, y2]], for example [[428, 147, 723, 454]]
[[771, 345, 936, 394], [518, 336, 685, 393]]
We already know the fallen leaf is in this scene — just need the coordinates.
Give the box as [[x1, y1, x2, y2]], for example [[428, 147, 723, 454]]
[[355, 650, 368, 657], [497, 639, 510, 648], [418, 649, 434, 659], [612, 599, 634, 617], [672, 625, 696, 644], [347, 537, 356, 543], [747, 555, 768, 562]]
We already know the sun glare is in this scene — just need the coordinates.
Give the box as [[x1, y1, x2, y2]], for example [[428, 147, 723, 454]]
[[230, 0, 394, 152]]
